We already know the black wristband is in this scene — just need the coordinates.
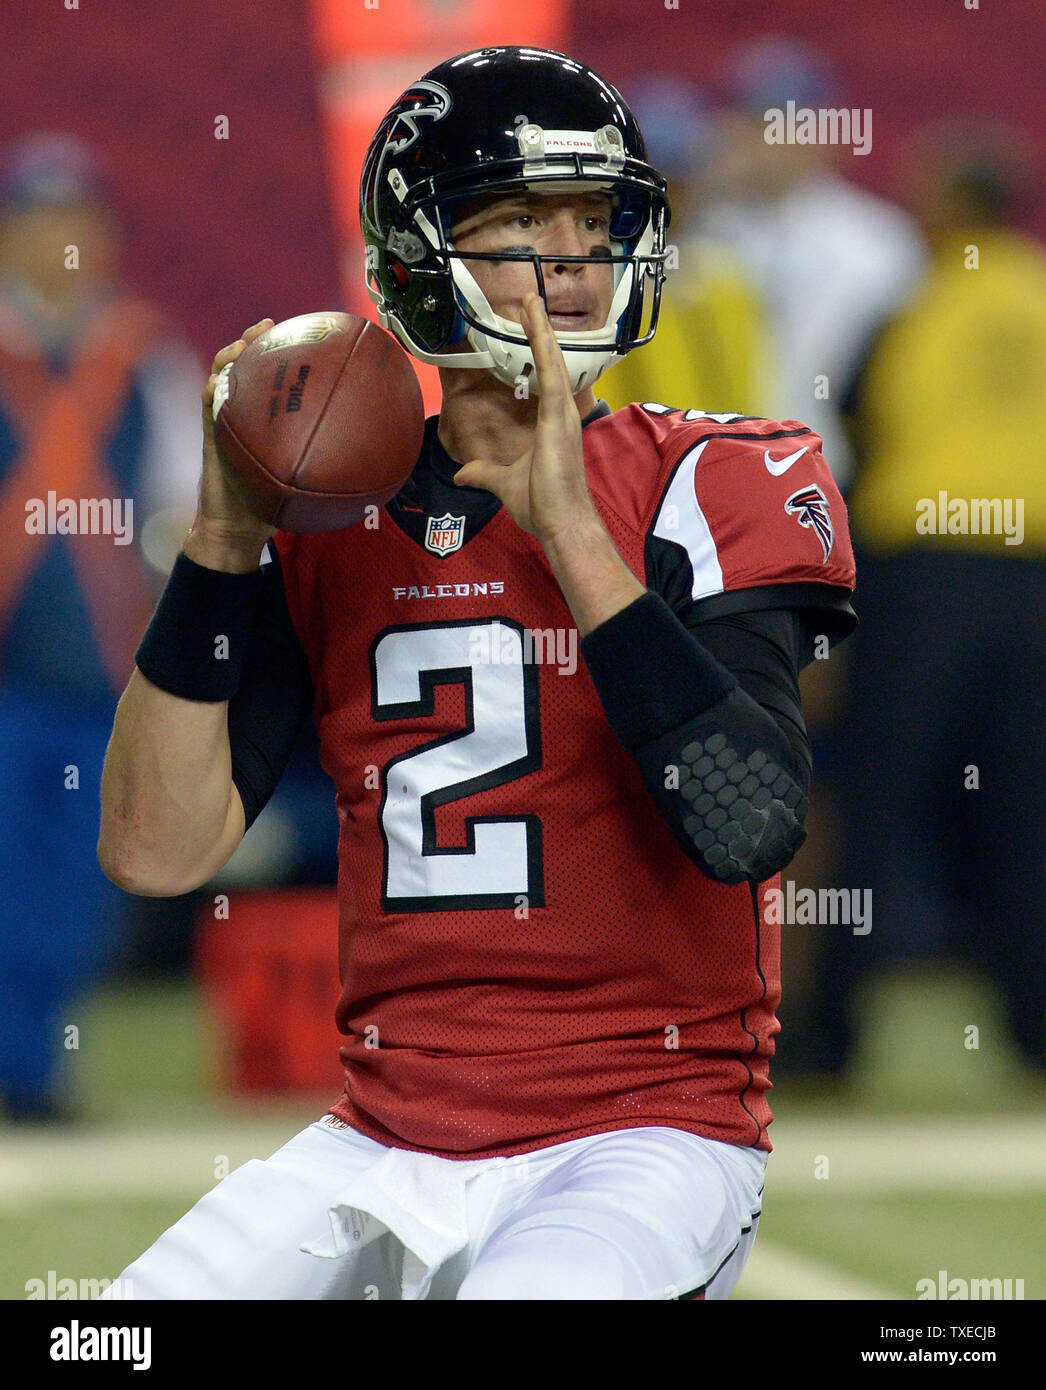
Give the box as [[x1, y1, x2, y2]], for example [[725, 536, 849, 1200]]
[[135, 550, 265, 702], [579, 590, 737, 750]]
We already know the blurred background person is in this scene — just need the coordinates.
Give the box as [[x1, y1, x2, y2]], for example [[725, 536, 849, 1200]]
[[601, 75, 773, 417], [604, 49, 927, 1032], [696, 34, 927, 491], [667, 35, 932, 1046], [793, 119, 1046, 1078], [0, 131, 203, 1121]]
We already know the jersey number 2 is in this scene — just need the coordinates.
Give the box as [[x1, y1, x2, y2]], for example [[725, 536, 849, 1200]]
[[371, 619, 544, 912]]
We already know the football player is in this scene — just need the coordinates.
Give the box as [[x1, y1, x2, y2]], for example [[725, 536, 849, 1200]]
[[98, 46, 856, 1300]]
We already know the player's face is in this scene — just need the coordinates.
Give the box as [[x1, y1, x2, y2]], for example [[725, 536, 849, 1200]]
[[449, 190, 616, 332]]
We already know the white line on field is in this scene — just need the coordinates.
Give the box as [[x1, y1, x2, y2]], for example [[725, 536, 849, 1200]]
[[765, 1114, 1046, 1193], [736, 1238, 903, 1300], [1, 1114, 1044, 1205], [0, 1120, 294, 1205]]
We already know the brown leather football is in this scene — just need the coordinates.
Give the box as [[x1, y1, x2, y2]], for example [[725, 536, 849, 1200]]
[[212, 311, 424, 532]]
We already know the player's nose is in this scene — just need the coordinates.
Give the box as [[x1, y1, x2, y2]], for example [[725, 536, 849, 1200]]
[[545, 211, 590, 266]]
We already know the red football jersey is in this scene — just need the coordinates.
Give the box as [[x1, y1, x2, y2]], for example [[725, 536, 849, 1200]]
[[273, 402, 856, 1159]]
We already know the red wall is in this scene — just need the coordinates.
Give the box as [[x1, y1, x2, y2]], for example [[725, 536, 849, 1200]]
[[575, 0, 1046, 233], [0, 0, 341, 361], [1, 0, 1042, 366]]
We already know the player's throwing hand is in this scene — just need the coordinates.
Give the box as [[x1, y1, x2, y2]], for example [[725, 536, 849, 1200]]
[[453, 293, 601, 545], [195, 318, 278, 551]]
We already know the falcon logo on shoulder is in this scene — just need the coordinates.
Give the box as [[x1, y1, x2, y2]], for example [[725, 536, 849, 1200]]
[[785, 485, 834, 562]]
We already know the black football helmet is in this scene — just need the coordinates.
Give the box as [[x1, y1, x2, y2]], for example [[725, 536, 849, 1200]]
[[359, 46, 671, 394]]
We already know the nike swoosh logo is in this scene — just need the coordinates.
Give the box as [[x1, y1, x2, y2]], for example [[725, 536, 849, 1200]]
[[764, 446, 808, 475]]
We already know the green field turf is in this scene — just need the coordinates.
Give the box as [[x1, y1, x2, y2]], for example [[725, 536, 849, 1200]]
[[3, 965, 1043, 1301], [9, 1199, 191, 1300], [754, 1193, 1046, 1300]]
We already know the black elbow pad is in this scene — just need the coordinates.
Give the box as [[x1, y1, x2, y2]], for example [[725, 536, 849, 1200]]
[[637, 688, 809, 885]]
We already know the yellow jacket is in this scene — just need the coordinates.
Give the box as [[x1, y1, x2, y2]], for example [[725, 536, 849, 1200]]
[[601, 239, 772, 420], [847, 230, 1046, 556]]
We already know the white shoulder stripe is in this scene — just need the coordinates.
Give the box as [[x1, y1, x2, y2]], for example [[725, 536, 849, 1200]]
[[652, 439, 724, 602]]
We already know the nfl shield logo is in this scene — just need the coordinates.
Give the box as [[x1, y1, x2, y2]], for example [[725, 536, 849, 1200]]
[[424, 512, 465, 556]]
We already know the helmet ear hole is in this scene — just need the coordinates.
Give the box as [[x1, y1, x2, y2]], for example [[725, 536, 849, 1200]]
[[390, 258, 411, 289]]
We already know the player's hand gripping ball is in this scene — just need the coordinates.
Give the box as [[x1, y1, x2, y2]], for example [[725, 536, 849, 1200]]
[[211, 311, 424, 531]]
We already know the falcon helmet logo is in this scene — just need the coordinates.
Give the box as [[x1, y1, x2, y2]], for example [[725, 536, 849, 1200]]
[[385, 80, 453, 154], [367, 80, 454, 242], [424, 512, 465, 556], [785, 485, 834, 561]]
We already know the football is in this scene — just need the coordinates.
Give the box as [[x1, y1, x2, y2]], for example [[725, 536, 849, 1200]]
[[211, 311, 424, 532]]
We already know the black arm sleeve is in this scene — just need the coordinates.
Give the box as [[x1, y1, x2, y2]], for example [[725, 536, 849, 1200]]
[[227, 547, 314, 831], [683, 605, 816, 795], [580, 591, 820, 884]]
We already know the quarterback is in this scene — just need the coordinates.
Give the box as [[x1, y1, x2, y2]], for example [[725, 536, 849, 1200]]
[[98, 46, 856, 1300]]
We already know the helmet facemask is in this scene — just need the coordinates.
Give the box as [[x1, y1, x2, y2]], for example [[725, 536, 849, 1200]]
[[365, 146, 669, 397]]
